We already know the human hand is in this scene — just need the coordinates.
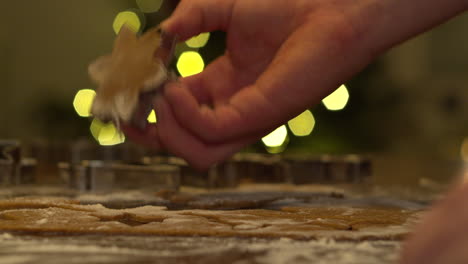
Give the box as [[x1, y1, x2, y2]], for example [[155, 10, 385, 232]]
[[123, 0, 467, 169], [400, 179, 468, 264]]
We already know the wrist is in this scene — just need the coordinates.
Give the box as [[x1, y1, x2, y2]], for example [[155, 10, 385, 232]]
[[363, 0, 468, 55]]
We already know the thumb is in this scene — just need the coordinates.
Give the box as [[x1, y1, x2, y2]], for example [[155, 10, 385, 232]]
[[161, 0, 235, 40]]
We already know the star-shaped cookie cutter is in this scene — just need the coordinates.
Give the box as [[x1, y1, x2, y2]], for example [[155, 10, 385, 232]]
[[131, 29, 178, 130]]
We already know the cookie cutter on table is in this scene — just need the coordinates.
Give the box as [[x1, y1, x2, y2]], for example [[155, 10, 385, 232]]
[[0, 140, 38, 185], [232, 153, 287, 184], [0, 140, 19, 185], [142, 156, 239, 189], [131, 30, 178, 130], [283, 154, 372, 184], [0, 159, 13, 185], [143, 156, 209, 188], [58, 160, 180, 193], [143, 153, 287, 188]]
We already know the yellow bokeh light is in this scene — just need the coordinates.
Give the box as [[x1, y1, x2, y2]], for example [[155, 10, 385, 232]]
[[100, 133, 126, 146], [288, 110, 315, 137], [185, 33, 210, 48], [98, 124, 117, 142], [461, 137, 468, 162], [73, 89, 96, 117], [265, 139, 289, 154], [90, 119, 102, 139], [262, 125, 288, 148], [322, 84, 350, 111], [136, 0, 163, 13], [113, 10, 142, 34], [90, 119, 125, 146], [147, 110, 157, 123], [177, 51, 205, 77]]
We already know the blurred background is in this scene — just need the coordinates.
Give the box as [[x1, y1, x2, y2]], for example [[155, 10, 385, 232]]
[[0, 0, 467, 186]]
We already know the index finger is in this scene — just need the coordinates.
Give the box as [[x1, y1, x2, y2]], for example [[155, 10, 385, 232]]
[[162, 0, 235, 40], [120, 123, 164, 150]]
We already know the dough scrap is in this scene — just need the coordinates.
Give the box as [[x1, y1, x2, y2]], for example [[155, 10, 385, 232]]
[[0, 197, 422, 240]]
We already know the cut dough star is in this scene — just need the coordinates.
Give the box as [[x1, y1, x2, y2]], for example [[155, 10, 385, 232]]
[[89, 25, 167, 124]]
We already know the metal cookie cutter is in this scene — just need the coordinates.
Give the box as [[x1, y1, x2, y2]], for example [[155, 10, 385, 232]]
[[0, 140, 37, 185], [283, 154, 372, 184], [143, 156, 239, 189], [131, 29, 178, 130], [59, 160, 181, 193], [233, 153, 287, 184], [0, 140, 20, 185]]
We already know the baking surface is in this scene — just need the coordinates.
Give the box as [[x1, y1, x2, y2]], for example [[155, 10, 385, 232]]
[[0, 184, 429, 263], [0, 234, 401, 264], [0, 197, 421, 240]]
